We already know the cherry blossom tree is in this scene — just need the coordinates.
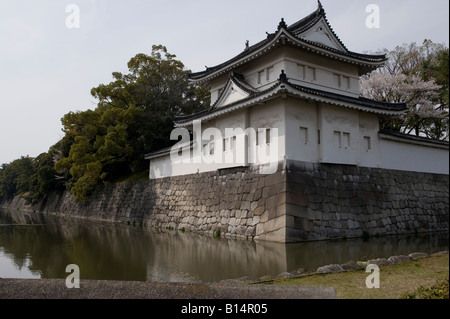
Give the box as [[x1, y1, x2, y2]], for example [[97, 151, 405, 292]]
[[360, 40, 449, 140]]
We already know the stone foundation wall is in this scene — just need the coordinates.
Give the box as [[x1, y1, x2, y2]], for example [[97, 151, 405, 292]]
[[1, 164, 286, 241], [1, 160, 448, 243], [284, 160, 449, 242]]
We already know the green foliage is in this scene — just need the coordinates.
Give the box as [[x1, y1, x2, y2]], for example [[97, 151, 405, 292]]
[[54, 45, 210, 201], [401, 279, 449, 299], [1, 44, 209, 204], [0, 157, 34, 201], [0, 154, 61, 204], [28, 152, 60, 203], [55, 105, 141, 201]]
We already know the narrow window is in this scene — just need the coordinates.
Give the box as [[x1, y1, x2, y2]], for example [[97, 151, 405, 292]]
[[307, 66, 316, 81], [257, 129, 262, 146], [297, 64, 306, 80], [333, 74, 341, 87], [300, 127, 309, 144], [342, 76, 350, 89], [258, 70, 265, 84], [364, 136, 371, 151], [267, 67, 274, 81], [343, 132, 350, 148], [266, 128, 272, 144], [257, 128, 271, 145], [334, 131, 342, 147]]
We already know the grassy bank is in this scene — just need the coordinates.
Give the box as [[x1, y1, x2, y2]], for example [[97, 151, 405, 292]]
[[265, 253, 449, 299]]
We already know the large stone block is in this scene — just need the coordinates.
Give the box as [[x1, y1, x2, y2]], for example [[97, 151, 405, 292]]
[[256, 227, 286, 243], [285, 191, 308, 207]]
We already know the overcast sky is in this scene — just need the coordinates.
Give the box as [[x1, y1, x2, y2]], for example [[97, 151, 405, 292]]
[[0, 0, 449, 165]]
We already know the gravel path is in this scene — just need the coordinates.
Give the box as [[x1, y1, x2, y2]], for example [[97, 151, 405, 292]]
[[0, 278, 335, 299]]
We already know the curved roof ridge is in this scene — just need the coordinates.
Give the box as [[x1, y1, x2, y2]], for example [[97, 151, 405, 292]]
[[175, 71, 407, 127], [174, 81, 282, 126], [188, 3, 386, 83], [231, 73, 260, 94], [288, 1, 349, 52], [283, 80, 406, 111], [208, 72, 259, 111]]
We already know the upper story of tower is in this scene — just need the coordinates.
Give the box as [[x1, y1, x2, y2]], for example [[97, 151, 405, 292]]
[[188, 1, 387, 108]]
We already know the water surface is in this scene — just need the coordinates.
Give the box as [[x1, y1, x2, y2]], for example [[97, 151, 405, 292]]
[[0, 208, 448, 282]]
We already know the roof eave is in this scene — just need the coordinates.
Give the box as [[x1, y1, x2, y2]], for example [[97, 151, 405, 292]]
[[174, 81, 406, 127], [188, 30, 386, 84]]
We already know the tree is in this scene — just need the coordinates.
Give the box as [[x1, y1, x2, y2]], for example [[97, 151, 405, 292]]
[[55, 45, 210, 201], [360, 40, 449, 140], [55, 106, 141, 201], [0, 156, 35, 201], [91, 45, 209, 162], [27, 152, 61, 204], [360, 71, 442, 135]]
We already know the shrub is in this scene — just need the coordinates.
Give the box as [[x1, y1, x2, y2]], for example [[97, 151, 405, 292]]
[[401, 279, 449, 299]]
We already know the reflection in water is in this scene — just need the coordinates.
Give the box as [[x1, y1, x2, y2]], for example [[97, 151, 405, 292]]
[[0, 208, 448, 282]]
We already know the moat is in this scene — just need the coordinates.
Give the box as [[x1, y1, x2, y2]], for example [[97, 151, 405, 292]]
[[0, 208, 448, 282]]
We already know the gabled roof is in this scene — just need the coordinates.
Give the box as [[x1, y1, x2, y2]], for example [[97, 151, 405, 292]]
[[287, 1, 347, 52], [189, 1, 386, 84], [174, 71, 406, 127], [211, 72, 260, 110]]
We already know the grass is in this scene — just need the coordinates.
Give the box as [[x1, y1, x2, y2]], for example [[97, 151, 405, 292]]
[[401, 279, 449, 299], [267, 253, 449, 299]]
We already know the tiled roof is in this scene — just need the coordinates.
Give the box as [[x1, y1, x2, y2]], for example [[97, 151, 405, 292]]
[[208, 72, 260, 110], [288, 0, 348, 51], [174, 73, 406, 127], [379, 130, 449, 149], [189, 2, 386, 83], [286, 81, 406, 112], [230, 73, 260, 94]]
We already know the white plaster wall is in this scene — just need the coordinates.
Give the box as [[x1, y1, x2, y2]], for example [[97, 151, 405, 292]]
[[150, 154, 199, 179], [150, 102, 286, 179], [282, 47, 360, 97], [284, 100, 382, 167], [284, 99, 320, 163], [249, 100, 286, 166], [239, 50, 286, 91], [358, 112, 381, 168], [208, 46, 360, 107], [380, 139, 449, 175], [318, 103, 359, 165]]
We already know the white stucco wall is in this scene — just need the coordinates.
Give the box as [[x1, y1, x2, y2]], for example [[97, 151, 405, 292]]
[[357, 112, 381, 168], [284, 99, 320, 163], [209, 46, 360, 107], [379, 138, 449, 175], [151, 44, 449, 179], [149, 101, 286, 179], [318, 103, 361, 165], [284, 101, 383, 168], [150, 97, 449, 179]]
